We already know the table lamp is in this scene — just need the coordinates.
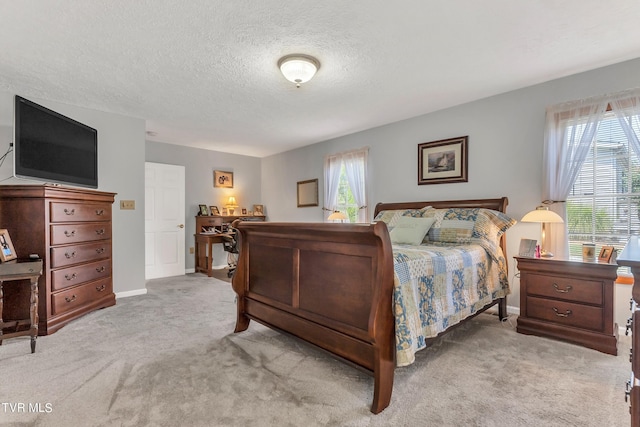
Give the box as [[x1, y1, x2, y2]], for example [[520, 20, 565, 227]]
[[226, 196, 238, 215], [521, 205, 564, 257], [328, 211, 348, 223]]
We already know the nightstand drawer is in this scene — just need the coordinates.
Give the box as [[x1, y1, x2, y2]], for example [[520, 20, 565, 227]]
[[526, 296, 604, 332], [526, 273, 603, 305]]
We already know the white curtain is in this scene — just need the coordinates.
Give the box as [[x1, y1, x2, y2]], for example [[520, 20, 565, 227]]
[[323, 153, 342, 220], [543, 88, 640, 257], [543, 97, 609, 257], [343, 148, 369, 222]]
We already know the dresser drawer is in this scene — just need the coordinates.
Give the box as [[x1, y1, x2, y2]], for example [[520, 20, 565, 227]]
[[50, 223, 111, 245], [51, 259, 112, 291], [525, 273, 603, 305], [51, 278, 112, 316], [50, 202, 112, 223], [526, 296, 604, 332], [50, 241, 111, 268]]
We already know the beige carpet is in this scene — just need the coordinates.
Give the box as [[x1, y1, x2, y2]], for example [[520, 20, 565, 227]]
[[0, 272, 631, 426]]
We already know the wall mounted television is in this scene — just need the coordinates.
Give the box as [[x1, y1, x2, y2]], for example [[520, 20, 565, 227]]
[[14, 95, 98, 188]]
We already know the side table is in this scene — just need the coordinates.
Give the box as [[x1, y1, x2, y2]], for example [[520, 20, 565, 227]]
[[0, 259, 43, 353], [515, 256, 618, 355]]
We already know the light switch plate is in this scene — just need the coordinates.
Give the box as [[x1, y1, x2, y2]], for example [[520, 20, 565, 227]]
[[120, 200, 135, 210]]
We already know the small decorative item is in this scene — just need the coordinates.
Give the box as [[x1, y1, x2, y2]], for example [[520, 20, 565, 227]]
[[198, 204, 209, 216], [210, 206, 220, 215], [226, 196, 238, 215], [0, 229, 17, 262], [418, 136, 468, 185], [214, 170, 234, 188], [253, 204, 264, 215], [297, 179, 319, 207], [582, 243, 596, 261], [518, 238, 537, 258], [222, 207, 228, 215], [598, 245, 615, 263], [241, 208, 247, 215]]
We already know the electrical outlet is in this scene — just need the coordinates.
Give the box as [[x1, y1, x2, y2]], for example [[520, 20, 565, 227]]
[[189, 247, 194, 254], [120, 200, 135, 210]]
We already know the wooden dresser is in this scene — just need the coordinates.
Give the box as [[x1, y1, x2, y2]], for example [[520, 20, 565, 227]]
[[515, 256, 618, 355], [616, 237, 640, 425], [0, 185, 116, 335]]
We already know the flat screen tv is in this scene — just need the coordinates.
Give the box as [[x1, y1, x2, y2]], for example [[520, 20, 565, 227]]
[[14, 95, 98, 188]]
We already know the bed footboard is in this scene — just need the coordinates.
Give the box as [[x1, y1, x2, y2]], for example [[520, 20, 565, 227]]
[[231, 221, 396, 413]]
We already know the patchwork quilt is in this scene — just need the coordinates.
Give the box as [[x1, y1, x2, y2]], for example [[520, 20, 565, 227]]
[[392, 240, 510, 367]]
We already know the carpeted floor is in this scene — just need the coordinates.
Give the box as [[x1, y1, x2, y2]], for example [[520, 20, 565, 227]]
[[0, 272, 631, 426]]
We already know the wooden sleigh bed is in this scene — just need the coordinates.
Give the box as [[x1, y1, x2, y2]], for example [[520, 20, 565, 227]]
[[231, 197, 513, 413]]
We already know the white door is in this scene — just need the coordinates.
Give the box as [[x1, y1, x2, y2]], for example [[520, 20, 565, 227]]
[[145, 162, 186, 279]]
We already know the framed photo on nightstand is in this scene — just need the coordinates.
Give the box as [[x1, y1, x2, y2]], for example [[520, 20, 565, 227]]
[[598, 245, 615, 263]]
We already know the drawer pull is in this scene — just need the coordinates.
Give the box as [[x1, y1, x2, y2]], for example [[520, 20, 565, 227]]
[[65, 295, 76, 303], [552, 307, 572, 317], [552, 283, 572, 293], [626, 318, 633, 336], [65, 273, 77, 281], [95, 209, 105, 216], [96, 284, 106, 292], [96, 248, 105, 254], [96, 266, 106, 273], [64, 230, 76, 237], [65, 251, 77, 259], [64, 208, 75, 215], [95, 229, 105, 235]]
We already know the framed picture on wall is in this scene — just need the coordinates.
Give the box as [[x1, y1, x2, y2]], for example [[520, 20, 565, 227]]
[[297, 179, 319, 207], [418, 136, 468, 185], [214, 170, 234, 188]]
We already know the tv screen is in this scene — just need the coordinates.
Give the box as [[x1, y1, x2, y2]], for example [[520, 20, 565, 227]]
[[14, 95, 98, 188]]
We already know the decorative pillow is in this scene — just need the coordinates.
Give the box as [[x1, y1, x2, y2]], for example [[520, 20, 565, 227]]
[[374, 206, 432, 232], [389, 216, 436, 245], [426, 207, 516, 244]]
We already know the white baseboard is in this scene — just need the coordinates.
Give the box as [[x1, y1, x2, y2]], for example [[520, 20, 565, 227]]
[[116, 288, 148, 299], [185, 268, 195, 273], [485, 304, 520, 316]]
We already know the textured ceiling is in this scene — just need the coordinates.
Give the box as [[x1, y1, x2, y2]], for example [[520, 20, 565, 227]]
[[1, 1, 640, 158]]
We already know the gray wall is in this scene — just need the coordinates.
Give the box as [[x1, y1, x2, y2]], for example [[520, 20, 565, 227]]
[[0, 92, 146, 296], [261, 57, 640, 325], [145, 141, 262, 271]]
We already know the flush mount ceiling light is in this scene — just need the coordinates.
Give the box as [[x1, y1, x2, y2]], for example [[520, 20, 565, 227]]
[[278, 54, 320, 88]]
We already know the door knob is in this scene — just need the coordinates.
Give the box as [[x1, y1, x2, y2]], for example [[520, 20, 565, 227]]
[[178, 224, 184, 228]]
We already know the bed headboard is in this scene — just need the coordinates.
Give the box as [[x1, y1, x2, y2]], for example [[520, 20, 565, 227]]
[[374, 197, 510, 261]]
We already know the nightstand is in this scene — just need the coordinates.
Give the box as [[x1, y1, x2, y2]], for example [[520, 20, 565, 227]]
[[515, 256, 618, 355]]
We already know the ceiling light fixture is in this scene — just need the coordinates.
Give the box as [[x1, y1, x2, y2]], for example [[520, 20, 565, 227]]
[[278, 54, 320, 88]]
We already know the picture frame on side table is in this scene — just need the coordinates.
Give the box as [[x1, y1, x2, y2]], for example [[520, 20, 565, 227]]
[[598, 245, 615, 263], [253, 204, 264, 215], [241, 208, 247, 215], [214, 170, 234, 188], [210, 206, 220, 215], [198, 204, 209, 216], [0, 229, 17, 262], [418, 136, 468, 185]]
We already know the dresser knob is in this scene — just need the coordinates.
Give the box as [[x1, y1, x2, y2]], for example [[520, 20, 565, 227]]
[[552, 307, 572, 317], [64, 230, 76, 237], [64, 295, 76, 303], [630, 349, 634, 363], [95, 209, 104, 216], [96, 284, 106, 292], [64, 208, 75, 215], [627, 318, 633, 336], [65, 251, 76, 259], [95, 229, 105, 235], [96, 266, 105, 273], [552, 283, 572, 293], [96, 248, 105, 254], [65, 273, 77, 281]]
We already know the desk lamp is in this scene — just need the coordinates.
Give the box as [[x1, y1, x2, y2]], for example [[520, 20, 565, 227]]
[[521, 205, 564, 257], [226, 196, 238, 215], [328, 211, 348, 223]]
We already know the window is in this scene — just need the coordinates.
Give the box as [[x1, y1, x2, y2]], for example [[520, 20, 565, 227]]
[[543, 89, 640, 258], [567, 111, 640, 257], [324, 148, 368, 223]]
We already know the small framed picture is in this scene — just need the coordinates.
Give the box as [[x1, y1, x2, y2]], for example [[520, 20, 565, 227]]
[[222, 207, 228, 215], [241, 208, 247, 215], [214, 170, 234, 188], [418, 136, 468, 185], [198, 204, 209, 216], [210, 206, 220, 215], [253, 204, 264, 215], [598, 245, 615, 263], [0, 229, 17, 262]]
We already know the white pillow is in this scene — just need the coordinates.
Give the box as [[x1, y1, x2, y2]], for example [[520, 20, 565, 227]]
[[389, 216, 435, 245]]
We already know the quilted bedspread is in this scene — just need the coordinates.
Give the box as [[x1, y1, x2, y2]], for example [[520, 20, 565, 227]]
[[392, 240, 510, 367]]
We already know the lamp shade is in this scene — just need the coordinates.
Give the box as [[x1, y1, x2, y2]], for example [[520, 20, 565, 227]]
[[278, 54, 320, 88], [521, 206, 564, 223], [226, 196, 237, 207], [328, 211, 348, 221]]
